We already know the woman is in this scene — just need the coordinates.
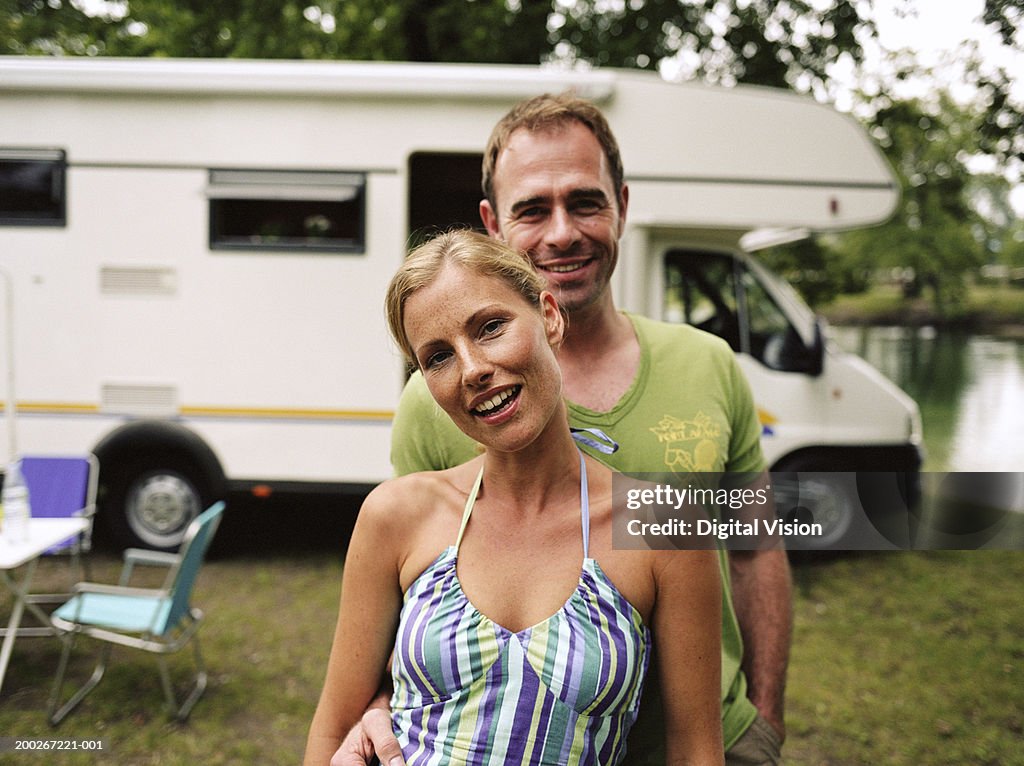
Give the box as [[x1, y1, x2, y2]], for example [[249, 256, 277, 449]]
[[305, 230, 723, 765]]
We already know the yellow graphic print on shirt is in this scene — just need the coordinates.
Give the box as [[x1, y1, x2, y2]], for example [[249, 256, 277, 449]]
[[650, 412, 722, 473]]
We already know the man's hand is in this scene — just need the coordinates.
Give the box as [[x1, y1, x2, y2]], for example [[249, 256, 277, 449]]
[[729, 546, 791, 743], [331, 708, 406, 766], [329, 721, 375, 766]]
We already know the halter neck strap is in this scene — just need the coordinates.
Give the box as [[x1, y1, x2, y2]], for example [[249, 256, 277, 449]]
[[571, 427, 619, 455], [455, 464, 484, 551], [455, 450, 591, 558], [579, 450, 591, 559]]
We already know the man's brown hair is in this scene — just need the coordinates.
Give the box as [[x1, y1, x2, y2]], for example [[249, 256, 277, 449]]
[[481, 92, 625, 208]]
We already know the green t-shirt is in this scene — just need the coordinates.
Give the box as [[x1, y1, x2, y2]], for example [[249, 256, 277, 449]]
[[390, 313, 766, 756]]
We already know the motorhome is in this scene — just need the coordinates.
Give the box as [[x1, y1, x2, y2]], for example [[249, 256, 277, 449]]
[[0, 57, 921, 549]]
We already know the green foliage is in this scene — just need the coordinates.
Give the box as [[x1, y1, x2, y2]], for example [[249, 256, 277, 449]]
[[732, 3, 1020, 315], [758, 238, 862, 308], [844, 96, 988, 317], [984, 0, 1024, 48], [969, 172, 1024, 268], [970, 1, 1024, 166], [0, 0, 879, 82], [2, 1, 1015, 172], [551, 0, 873, 94], [0, 0, 553, 61]]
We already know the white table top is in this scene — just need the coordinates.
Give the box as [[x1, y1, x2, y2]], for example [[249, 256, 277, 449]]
[[0, 518, 89, 570]]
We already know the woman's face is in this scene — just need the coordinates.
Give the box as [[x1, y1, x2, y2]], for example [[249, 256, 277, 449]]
[[403, 262, 565, 454]]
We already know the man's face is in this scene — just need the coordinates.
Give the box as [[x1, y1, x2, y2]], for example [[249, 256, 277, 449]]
[[480, 122, 628, 314]]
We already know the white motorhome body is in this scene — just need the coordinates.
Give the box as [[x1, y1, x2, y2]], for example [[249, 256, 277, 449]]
[[1, 57, 920, 549]]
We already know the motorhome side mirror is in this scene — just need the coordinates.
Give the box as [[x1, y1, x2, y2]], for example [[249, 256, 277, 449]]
[[786, 317, 827, 376], [800, 319, 825, 377], [774, 319, 824, 376], [762, 319, 824, 376]]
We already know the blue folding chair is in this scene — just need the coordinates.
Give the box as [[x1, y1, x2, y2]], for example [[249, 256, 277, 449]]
[[48, 501, 225, 725]]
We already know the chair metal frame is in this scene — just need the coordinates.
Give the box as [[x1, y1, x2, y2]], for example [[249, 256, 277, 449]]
[[47, 501, 225, 725]]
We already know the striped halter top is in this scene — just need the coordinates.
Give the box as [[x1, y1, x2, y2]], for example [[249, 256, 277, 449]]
[[390, 453, 651, 765]]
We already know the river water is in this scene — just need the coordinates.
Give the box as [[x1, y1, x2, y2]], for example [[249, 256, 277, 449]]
[[829, 325, 1024, 472]]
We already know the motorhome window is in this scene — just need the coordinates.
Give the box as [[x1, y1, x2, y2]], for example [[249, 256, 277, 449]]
[[741, 268, 805, 372], [207, 170, 365, 253], [408, 152, 485, 247], [0, 149, 66, 226], [663, 251, 742, 352]]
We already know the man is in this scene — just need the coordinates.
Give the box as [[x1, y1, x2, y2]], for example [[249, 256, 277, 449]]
[[340, 93, 791, 766]]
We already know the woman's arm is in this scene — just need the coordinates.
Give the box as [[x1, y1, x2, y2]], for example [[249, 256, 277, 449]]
[[304, 483, 406, 766], [651, 549, 725, 766]]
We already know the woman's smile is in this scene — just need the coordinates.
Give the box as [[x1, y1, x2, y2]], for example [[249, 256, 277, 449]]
[[471, 385, 522, 419], [403, 262, 564, 452]]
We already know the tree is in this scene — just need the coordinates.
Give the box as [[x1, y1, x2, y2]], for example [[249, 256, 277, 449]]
[[857, 1, 1023, 174], [835, 95, 988, 317], [977, 0, 1023, 168], [758, 234, 872, 308], [761, 0, 1022, 312], [549, 0, 874, 96], [969, 172, 1024, 270], [763, 90, 1004, 317], [0, 0, 552, 62], [2, 0, 882, 83]]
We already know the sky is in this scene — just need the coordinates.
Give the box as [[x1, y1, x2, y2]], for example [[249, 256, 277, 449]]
[[868, 0, 1021, 94], [828, 1, 1022, 109], [872, 0, 1008, 55]]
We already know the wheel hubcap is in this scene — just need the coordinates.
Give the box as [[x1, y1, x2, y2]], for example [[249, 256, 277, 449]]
[[127, 472, 200, 548]]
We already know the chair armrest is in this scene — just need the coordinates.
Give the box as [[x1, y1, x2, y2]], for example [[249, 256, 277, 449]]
[[124, 549, 180, 567], [72, 582, 168, 599], [120, 549, 181, 586]]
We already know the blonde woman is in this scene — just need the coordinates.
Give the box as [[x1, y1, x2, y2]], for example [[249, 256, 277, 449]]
[[305, 230, 723, 766]]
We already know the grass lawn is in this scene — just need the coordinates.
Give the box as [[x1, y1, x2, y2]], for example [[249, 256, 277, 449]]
[[0, 546, 345, 765], [785, 550, 1024, 766], [2, 539, 1023, 764]]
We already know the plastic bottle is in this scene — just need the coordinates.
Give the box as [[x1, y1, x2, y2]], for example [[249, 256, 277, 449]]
[[2, 460, 32, 543]]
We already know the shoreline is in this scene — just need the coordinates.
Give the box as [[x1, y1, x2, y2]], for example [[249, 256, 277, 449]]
[[821, 311, 1024, 339], [817, 286, 1024, 339]]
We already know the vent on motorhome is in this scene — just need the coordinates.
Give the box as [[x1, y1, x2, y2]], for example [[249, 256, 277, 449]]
[[101, 384, 178, 417], [100, 266, 177, 296]]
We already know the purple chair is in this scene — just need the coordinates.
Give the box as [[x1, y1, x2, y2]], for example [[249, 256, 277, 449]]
[[20, 455, 99, 555], [14, 455, 99, 625]]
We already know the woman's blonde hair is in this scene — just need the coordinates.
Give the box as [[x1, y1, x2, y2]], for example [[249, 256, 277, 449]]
[[386, 229, 547, 366]]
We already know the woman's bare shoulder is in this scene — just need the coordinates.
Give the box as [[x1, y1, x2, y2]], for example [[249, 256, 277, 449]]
[[358, 462, 484, 589], [358, 461, 483, 530]]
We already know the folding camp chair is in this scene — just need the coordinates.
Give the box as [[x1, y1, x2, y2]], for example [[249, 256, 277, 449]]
[[47, 501, 225, 725], [0, 454, 99, 638]]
